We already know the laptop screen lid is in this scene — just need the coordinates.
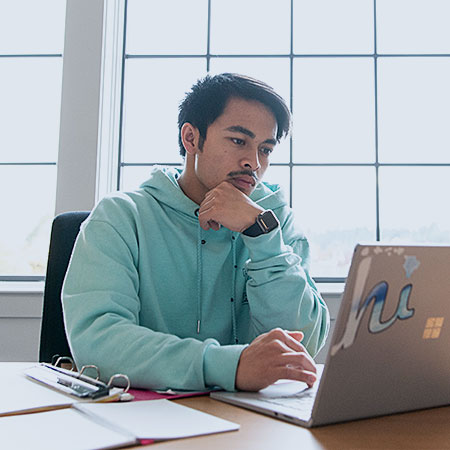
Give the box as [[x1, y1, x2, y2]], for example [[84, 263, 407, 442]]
[[211, 244, 450, 427], [312, 244, 450, 426]]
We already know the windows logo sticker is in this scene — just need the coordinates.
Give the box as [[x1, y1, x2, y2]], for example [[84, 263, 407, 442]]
[[423, 317, 444, 340]]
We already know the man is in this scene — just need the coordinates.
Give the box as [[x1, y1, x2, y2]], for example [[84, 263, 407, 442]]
[[62, 73, 329, 392]]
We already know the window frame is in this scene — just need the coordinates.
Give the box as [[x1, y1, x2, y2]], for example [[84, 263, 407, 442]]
[[117, 0, 450, 282], [6, 0, 450, 282], [0, 6, 64, 282]]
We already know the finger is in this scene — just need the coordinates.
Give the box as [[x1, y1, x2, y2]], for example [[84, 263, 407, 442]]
[[286, 331, 304, 342], [197, 206, 214, 230], [283, 333, 307, 353], [268, 329, 307, 353], [197, 202, 218, 220], [267, 340, 313, 376], [198, 212, 212, 230], [279, 367, 317, 388], [279, 351, 317, 374], [269, 338, 298, 355], [198, 212, 221, 231], [208, 220, 221, 231], [198, 195, 215, 211]]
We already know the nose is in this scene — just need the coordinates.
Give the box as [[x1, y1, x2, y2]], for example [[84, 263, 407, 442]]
[[241, 148, 261, 172]]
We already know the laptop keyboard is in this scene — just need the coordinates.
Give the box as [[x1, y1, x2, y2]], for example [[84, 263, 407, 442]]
[[211, 366, 324, 423], [258, 389, 317, 418]]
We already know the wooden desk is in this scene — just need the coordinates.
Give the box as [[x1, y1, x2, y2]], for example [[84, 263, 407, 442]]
[[4, 363, 448, 449], [149, 396, 450, 450]]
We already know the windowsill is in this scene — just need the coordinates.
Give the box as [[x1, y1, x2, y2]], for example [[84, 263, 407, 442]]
[[0, 281, 345, 297], [316, 283, 345, 296], [0, 281, 45, 295]]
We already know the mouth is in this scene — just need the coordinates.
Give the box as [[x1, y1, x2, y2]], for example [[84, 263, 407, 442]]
[[229, 175, 256, 191]]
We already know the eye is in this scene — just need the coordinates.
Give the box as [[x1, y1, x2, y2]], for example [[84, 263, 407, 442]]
[[231, 137, 245, 146], [260, 147, 273, 156]]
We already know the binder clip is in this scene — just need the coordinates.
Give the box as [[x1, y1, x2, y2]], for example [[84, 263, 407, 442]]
[[25, 356, 134, 402]]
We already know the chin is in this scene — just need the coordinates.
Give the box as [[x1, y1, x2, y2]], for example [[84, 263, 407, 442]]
[[240, 185, 256, 196]]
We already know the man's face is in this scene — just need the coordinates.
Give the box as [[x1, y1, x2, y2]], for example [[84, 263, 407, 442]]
[[193, 97, 278, 198]]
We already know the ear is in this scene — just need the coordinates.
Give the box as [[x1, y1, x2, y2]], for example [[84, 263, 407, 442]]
[[181, 123, 201, 155]]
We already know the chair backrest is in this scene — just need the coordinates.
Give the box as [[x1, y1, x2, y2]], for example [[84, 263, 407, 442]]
[[39, 211, 90, 363]]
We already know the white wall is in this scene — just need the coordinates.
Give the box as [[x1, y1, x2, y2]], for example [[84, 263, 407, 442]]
[[0, 286, 43, 362]]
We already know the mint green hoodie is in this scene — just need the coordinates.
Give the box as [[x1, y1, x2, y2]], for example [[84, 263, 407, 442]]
[[62, 166, 329, 391]]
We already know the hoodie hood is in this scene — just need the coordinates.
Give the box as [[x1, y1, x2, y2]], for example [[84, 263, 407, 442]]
[[139, 165, 288, 214]]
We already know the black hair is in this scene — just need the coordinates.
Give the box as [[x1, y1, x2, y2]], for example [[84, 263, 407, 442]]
[[177, 73, 291, 156]]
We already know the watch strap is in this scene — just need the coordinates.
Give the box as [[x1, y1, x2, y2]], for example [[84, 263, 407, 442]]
[[242, 210, 279, 237]]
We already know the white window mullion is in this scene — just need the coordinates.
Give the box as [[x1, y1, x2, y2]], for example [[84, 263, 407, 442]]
[[56, 0, 112, 214], [96, 0, 125, 201]]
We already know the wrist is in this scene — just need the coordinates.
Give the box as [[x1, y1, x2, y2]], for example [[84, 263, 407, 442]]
[[242, 210, 280, 237], [204, 344, 247, 391], [241, 206, 265, 231]]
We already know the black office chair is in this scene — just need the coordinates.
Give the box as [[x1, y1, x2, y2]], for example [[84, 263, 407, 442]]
[[39, 211, 90, 363]]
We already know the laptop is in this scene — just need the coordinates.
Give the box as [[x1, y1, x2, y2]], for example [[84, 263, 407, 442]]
[[211, 244, 450, 427]]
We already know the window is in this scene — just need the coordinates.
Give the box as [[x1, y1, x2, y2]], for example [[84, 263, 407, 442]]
[[6, 1, 449, 282], [117, 0, 450, 280], [0, 0, 66, 280]]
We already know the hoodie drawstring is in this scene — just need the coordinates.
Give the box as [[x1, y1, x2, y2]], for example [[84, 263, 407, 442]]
[[230, 233, 238, 344], [195, 212, 238, 343], [196, 220, 203, 334]]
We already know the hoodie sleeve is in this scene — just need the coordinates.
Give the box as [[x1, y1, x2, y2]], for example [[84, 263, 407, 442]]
[[241, 209, 330, 357], [62, 204, 245, 392]]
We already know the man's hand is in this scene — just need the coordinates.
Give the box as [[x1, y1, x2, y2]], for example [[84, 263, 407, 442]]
[[198, 181, 263, 232], [235, 328, 318, 392]]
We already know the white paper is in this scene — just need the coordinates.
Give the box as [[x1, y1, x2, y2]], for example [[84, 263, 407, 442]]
[[77, 399, 240, 440], [0, 408, 136, 450], [0, 363, 76, 416]]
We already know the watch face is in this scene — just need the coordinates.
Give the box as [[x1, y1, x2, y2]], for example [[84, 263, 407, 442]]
[[258, 211, 279, 232], [243, 210, 279, 237]]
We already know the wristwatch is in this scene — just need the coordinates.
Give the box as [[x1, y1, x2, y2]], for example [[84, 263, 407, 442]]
[[242, 210, 279, 237]]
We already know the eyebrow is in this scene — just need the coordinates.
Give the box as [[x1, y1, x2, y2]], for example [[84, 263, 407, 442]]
[[225, 125, 277, 145]]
